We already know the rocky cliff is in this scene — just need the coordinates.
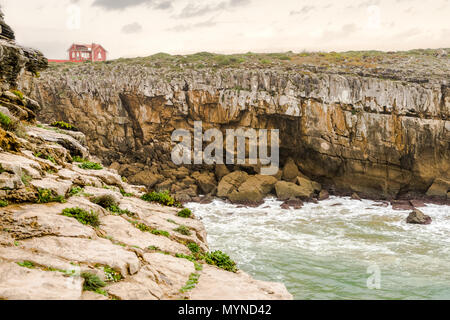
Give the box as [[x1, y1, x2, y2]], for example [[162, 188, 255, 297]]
[[0, 11, 291, 300], [25, 51, 450, 201]]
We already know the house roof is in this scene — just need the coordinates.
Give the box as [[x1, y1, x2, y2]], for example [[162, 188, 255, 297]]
[[68, 43, 108, 52]]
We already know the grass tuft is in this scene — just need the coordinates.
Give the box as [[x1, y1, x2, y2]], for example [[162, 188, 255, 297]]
[[177, 208, 192, 218], [36, 188, 66, 204], [141, 190, 177, 206], [61, 207, 100, 227], [174, 225, 191, 236], [50, 121, 78, 131], [78, 161, 103, 170]]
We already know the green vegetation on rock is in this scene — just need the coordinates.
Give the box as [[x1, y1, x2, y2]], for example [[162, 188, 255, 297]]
[[37, 188, 66, 204], [17, 261, 35, 269], [50, 121, 78, 131], [61, 207, 100, 228], [204, 251, 237, 273], [180, 273, 200, 293], [78, 161, 103, 170], [177, 208, 192, 218], [187, 242, 200, 254], [0, 200, 8, 207], [81, 272, 106, 294], [174, 225, 191, 236], [91, 194, 116, 208], [0, 111, 13, 130], [132, 221, 170, 237], [141, 190, 179, 207], [68, 186, 84, 196], [103, 266, 122, 282], [72, 156, 86, 163], [11, 90, 24, 101]]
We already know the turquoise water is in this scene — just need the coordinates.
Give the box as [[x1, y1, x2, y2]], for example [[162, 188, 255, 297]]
[[186, 197, 450, 300]]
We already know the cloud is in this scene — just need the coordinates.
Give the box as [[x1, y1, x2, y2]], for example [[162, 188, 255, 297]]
[[167, 18, 217, 32], [92, 0, 173, 11], [290, 5, 316, 15], [342, 24, 357, 34], [177, 0, 251, 18], [122, 22, 143, 34]]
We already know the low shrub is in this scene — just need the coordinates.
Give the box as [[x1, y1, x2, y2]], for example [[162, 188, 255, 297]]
[[103, 266, 122, 282], [91, 194, 117, 209], [0, 112, 13, 131], [50, 121, 78, 131], [81, 272, 106, 292], [177, 208, 192, 218], [37, 189, 66, 204], [62, 207, 100, 227], [141, 190, 176, 206], [78, 161, 103, 170], [187, 242, 200, 254], [0, 200, 8, 207], [204, 251, 237, 273], [174, 225, 191, 236]]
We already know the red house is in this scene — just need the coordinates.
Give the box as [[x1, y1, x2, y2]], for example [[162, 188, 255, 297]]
[[68, 43, 107, 62]]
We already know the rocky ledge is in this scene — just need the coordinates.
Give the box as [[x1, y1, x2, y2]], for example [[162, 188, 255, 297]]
[[0, 123, 291, 300], [24, 50, 450, 202]]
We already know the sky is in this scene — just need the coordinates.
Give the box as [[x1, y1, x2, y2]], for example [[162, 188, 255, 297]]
[[1, 0, 449, 59]]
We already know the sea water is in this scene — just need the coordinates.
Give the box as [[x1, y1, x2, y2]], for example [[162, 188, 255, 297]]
[[186, 197, 450, 300]]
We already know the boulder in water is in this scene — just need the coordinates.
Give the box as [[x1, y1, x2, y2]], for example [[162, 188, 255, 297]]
[[351, 192, 361, 201], [318, 189, 329, 201], [406, 209, 432, 225]]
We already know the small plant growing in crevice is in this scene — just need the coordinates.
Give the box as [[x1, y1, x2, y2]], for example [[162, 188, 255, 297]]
[[180, 273, 200, 293], [91, 194, 117, 209], [0, 200, 8, 207], [11, 89, 24, 101], [50, 121, 78, 131], [174, 225, 191, 236], [17, 261, 35, 269], [175, 253, 196, 262], [62, 207, 100, 227], [78, 161, 103, 170], [72, 156, 86, 163], [119, 188, 133, 197], [81, 272, 106, 295], [21, 173, 32, 186], [0, 111, 16, 131], [177, 208, 192, 218], [108, 204, 136, 217], [132, 221, 170, 237], [69, 186, 84, 196], [187, 242, 200, 255], [103, 266, 122, 282], [36, 188, 66, 204]]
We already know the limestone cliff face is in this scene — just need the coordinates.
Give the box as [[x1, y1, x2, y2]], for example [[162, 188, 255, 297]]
[[26, 58, 449, 199]]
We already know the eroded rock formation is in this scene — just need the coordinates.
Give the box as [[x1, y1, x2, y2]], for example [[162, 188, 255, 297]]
[[25, 52, 450, 201]]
